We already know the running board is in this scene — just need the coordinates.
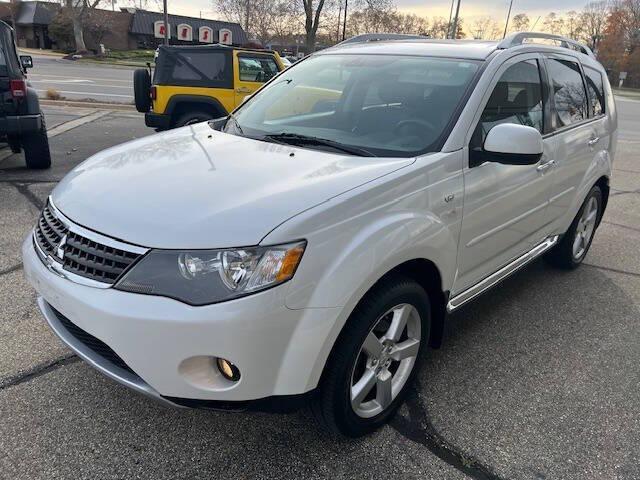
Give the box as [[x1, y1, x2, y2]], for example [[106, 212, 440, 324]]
[[447, 236, 559, 312]]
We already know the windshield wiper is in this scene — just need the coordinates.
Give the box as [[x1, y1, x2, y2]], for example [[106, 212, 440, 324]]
[[263, 133, 376, 157]]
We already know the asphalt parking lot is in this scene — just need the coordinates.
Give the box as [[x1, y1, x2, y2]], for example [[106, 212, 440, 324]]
[[0, 100, 639, 479]]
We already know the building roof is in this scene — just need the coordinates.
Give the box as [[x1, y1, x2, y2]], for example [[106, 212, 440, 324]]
[[128, 9, 247, 44], [323, 39, 500, 60], [14, 1, 60, 26]]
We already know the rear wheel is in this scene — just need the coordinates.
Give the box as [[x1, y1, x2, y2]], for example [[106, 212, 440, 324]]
[[22, 119, 51, 169], [172, 110, 215, 128], [7, 135, 21, 153], [546, 185, 602, 269], [311, 275, 430, 437]]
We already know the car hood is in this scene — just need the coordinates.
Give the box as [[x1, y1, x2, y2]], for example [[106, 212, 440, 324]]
[[52, 123, 414, 249]]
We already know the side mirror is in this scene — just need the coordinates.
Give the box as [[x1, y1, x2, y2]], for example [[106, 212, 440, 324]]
[[20, 55, 33, 70], [476, 123, 543, 166]]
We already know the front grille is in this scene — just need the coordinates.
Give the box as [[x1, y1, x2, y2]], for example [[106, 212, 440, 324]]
[[34, 204, 142, 285], [50, 305, 136, 376]]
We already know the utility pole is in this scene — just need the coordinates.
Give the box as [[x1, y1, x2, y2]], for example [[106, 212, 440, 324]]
[[245, 0, 250, 34], [342, 0, 348, 41], [503, 0, 514, 39], [447, 0, 455, 39], [163, 0, 169, 45], [336, 0, 342, 43], [451, 0, 461, 40]]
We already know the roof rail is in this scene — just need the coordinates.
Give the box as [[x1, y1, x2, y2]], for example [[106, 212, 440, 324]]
[[498, 32, 594, 58], [338, 33, 430, 45]]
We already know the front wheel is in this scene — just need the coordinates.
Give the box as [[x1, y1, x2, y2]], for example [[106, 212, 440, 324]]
[[546, 185, 602, 269], [311, 275, 430, 437]]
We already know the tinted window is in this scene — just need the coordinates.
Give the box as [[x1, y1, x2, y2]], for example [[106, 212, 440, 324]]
[[153, 48, 232, 88], [584, 66, 605, 117], [239, 56, 279, 82], [228, 54, 480, 157], [471, 59, 544, 148], [547, 58, 588, 128]]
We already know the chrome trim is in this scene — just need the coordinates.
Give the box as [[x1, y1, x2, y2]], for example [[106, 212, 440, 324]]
[[32, 231, 115, 289], [48, 197, 149, 255], [448, 235, 559, 312], [37, 297, 182, 409], [466, 203, 549, 248]]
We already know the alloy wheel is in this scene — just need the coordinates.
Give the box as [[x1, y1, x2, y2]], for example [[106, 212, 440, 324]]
[[350, 303, 421, 418], [572, 196, 598, 260]]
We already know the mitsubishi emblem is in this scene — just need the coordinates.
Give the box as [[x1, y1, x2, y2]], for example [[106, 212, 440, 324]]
[[56, 234, 67, 260]]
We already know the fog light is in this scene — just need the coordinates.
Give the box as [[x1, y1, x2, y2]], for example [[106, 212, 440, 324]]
[[216, 358, 240, 381]]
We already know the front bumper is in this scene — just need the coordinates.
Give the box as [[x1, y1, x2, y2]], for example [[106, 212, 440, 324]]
[[23, 236, 341, 404], [0, 113, 42, 135], [144, 112, 171, 130]]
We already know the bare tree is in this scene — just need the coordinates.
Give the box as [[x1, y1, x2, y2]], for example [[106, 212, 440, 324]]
[[471, 16, 501, 39], [563, 10, 583, 39], [302, 0, 328, 52], [542, 12, 565, 35], [510, 13, 530, 32], [580, 1, 609, 50], [65, 0, 104, 53]]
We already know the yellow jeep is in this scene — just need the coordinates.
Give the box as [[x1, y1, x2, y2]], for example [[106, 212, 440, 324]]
[[134, 45, 285, 130]]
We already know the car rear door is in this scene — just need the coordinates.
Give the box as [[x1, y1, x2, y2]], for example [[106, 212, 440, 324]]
[[453, 53, 557, 294], [540, 54, 600, 225], [233, 52, 281, 106]]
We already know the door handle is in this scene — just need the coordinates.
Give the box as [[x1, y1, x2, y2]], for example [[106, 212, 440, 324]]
[[588, 136, 600, 147], [236, 87, 251, 94], [536, 159, 556, 172]]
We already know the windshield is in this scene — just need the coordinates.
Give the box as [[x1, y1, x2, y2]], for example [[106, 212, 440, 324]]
[[225, 53, 480, 157]]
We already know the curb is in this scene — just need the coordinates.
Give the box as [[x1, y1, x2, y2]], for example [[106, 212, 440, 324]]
[[39, 99, 137, 111]]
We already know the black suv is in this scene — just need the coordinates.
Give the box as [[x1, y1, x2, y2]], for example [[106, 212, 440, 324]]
[[0, 21, 50, 169]]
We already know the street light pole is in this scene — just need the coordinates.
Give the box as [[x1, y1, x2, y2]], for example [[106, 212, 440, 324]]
[[451, 0, 461, 40], [163, 0, 169, 45], [342, 0, 348, 41], [503, 0, 514, 39], [447, 0, 455, 39]]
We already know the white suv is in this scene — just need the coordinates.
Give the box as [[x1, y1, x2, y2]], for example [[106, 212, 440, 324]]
[[24, 33, 616, 436]]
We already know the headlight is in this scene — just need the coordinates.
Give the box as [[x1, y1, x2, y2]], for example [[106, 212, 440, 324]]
[[115, 241, 306, 305]]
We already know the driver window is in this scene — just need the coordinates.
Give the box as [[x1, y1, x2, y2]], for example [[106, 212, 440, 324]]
[[470, 59, 544, 151]]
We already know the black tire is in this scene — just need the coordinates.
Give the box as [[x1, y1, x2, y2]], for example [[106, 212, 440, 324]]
[[7, 135, 21, 153], [172, 110, 215, 128], [133, 68, 151, 113], [545, 185, 602, 269], [311, 275, 430, 437], [22, 119, 51, 170]]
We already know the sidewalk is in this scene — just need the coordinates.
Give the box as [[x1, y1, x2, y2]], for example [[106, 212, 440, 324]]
[[18, 47, 65, 58]]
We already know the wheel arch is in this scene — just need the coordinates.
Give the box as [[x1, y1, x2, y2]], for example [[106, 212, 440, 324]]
[[165, 95, 228, 123]]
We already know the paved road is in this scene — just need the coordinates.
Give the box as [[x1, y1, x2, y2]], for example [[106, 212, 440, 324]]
[[0, 101, 639, 479], [27, 55, 135, 104]]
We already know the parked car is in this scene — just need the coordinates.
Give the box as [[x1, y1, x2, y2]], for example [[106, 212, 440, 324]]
[[0, 21, 51, 169], [25, 32, 615, 437], [134, 44, 285, 129]]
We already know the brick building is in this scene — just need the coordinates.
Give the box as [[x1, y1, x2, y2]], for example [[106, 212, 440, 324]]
[[0, 1, 247, 52]]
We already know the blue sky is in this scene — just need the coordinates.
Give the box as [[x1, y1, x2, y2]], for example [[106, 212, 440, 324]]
[[169, 0, 589, 22]]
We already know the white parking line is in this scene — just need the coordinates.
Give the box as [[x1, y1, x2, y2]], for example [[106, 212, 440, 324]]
[[32, 80, 132, 89], [34, 89, 133, 99], [28, 72, 133, 83]]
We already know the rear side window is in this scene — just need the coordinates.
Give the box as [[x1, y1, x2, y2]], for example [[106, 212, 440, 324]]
[[154, 49, 232, 88], [547, 58, 588, 128], [584, 66, 605, 117], [238, 56, 279, 83], [471, 59, 544, 148]]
